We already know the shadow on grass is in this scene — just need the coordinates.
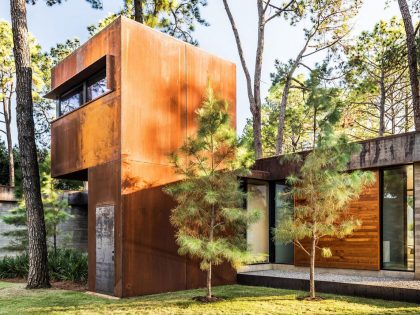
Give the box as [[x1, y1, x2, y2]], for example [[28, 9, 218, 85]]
[[2, 283, 420, 314]]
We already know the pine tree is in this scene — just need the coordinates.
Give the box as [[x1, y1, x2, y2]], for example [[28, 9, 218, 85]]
[[164, 86, 261, 301], [2, 172, 71, 253], [273, 132, 375, 300]]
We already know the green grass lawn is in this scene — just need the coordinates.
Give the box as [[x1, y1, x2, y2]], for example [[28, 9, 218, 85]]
[[1, 281, 420, 315]]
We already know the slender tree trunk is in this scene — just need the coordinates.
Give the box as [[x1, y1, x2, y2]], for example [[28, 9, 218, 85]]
[[134, 0, 144, 23], [398, 0, 420, 130], [405, 97, 410, 132], [206, 263, 212, 299], [309, 238, 316, 299], [2, 93, 14, 186], [313, 107, 317, 148], [223, 0, 263, 158], [379, 72, 386, 136], [206, 204, 215, 299], [10, 0, 50, 289], [275, 41, 308, 155], [53, 225, 57, 254]]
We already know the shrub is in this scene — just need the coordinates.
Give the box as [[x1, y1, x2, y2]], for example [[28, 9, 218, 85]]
[[0, 252, 29, 278], [0, 248, 87, 283]]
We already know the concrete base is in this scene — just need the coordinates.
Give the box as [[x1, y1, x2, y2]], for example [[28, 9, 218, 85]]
[[238, 265, 420, 304], [238, 264, 414, 279]]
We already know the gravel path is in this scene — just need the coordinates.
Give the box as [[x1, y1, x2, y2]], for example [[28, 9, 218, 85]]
[[242, 270, 420, 290]]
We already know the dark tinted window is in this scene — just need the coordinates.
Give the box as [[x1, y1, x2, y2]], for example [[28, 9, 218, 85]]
[[60, 86, 83, 115], [382, 165, 414, 271], [87, 69, 110, 102], [58, 68, 111, 117]]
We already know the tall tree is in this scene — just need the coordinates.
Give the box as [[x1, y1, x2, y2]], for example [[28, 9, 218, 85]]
[[223, 0, 303, 158], [274, 132, 375, 299], [10, 0, 49, 288], [0, 22, 15, 187], [274, 0, 360, 154], [88, 0, 208, 45], [345, 18, 410, 137], [397, 0, 420, 130], [164, 87, 260, 301]]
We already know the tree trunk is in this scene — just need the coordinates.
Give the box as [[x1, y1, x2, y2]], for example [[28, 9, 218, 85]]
[[53, 225, 57, 254], [134, 0, 144, 23], [398, 0, 420, 130], [276, 75, 292, 155], [405, 97, 410, 132], [10, 0, 50, 289], [2, 93, 14, 186], [6, 115, 14, 187], [206, 263, 212, 299], [223, 0, 263, 158], [313, 107, 317, 148], [379, 71, 386, 136], [275, 41, 308, 155], [309, 238, 316, 299]]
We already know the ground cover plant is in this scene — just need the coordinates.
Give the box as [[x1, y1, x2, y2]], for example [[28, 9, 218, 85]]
[[1, 282, 420, 314]]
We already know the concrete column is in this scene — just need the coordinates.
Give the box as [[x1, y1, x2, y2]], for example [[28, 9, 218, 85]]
[[414, 163, 420, 279]]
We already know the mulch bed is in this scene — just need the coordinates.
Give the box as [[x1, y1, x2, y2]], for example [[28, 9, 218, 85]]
[[192, 296, 225, 303], [297, 295, 324, 301], [1, 278, 86, 291]]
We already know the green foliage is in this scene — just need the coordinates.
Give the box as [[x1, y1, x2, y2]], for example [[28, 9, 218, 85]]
[[0, 141, 8, 185], [88, 0, 208, 45], [1, 163, 73, 252], [273, 131, 376, 251], [0, 249, 87, 282], [243, 63, 344, 156], [345, 17, 411, 137], [164, 85, 261, 297]]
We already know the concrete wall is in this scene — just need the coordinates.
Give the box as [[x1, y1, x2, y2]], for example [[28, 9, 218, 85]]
[[0, 187, 19, 258], [0, 188, 88, 257]]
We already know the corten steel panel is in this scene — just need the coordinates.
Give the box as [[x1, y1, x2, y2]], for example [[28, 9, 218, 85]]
[[50, 18, 121, 178], [51, 17, 237, 297], [186, 259, 236, 289], [122, 163, 186, 296], [120, 18, 187, 166], [88, 162, 122, 297], [294, 171, 381, 270], [185, 45, 236, 137], [51, 20, 121, 90], [119, 18, 237, 296], [51, 96, 120, 177]]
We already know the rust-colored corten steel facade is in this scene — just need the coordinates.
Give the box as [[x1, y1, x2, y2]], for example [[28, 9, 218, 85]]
[[47, 17, 236, 297]]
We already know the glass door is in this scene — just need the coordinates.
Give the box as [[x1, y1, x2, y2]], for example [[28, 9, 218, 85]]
[[382, 165, 414, 271], [274, 183, 294, 264]]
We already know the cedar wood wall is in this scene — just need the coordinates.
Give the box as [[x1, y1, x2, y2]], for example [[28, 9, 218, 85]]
[[294, 171, 381, 270]]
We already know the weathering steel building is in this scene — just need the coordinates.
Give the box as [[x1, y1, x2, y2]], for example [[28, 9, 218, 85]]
[[47, 16, 420, 297]]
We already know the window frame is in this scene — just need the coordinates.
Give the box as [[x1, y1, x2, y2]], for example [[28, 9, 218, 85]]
[[380, 164, 415, 272], [57, 68, 110, 117]]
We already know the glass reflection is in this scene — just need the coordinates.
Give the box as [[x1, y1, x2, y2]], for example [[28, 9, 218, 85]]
[[247, 181, 269, 262], [382, 165, 414, 271], [60, 86, 83, 115], [87, 70, 110, 102], [275, 184, 294, 264]]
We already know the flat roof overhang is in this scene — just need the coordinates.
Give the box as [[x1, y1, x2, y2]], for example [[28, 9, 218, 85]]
[[251, 131, 420, 180]]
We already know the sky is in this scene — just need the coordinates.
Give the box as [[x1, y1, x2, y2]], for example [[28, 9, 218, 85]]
[[0, 0, 402, 146]]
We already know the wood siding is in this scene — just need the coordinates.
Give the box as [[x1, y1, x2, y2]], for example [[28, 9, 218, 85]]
[[294, 171, 381, 270]]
